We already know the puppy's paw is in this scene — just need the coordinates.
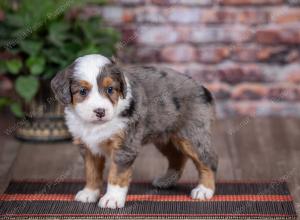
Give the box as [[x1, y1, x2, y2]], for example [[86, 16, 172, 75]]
[[98, 193, 126, 209], [75, 188, 100, 203], [191, 184, 214, 200], [98, 184, 128, 209], [152, 169, 181, 188]]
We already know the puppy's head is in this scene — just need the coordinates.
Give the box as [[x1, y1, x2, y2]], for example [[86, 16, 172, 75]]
[[51, 54, 127, 123]]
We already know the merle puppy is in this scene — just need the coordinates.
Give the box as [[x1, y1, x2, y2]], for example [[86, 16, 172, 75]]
[[51, 54, 218, 209]]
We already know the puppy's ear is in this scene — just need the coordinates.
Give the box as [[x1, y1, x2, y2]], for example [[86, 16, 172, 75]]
[[51, 65, 74, 105], [118, 67, 127, 99]]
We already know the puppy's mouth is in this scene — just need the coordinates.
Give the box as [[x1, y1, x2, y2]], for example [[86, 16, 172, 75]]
[[92, 117, 109, 124]]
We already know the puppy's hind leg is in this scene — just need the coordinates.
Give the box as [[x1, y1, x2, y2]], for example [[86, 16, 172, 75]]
[[171, 133, 217, 200], [152, 140, 187, 188]]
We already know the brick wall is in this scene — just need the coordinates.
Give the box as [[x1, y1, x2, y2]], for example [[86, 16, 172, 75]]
[[93, 0, 300, 117]]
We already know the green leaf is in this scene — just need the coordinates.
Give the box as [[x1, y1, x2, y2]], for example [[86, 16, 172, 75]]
[[4, 14, 25, 28], [98, 46, 114, 57], [60, 42, 81, 57], [43, 69, 55, 79], [0, 97, 11, 109], [48, 22, 70, 46], [15, 76, 39, 102], [26, 56, 46, 75], [10, 102, 24, 118], [77, 45, 100, 57], [0, 0, 10, 10], [0, 61, 7, 74], [49, 22, 70, 34], [42, 48, 65, 65], [20, 40, 43, 56], [5, 59, 22, 75]]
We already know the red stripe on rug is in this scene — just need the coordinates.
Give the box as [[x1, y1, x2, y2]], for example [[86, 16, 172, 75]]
[[0, 194, 293, 202]]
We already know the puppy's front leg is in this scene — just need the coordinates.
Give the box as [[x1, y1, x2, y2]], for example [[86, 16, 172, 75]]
[[99, 154, 133, 209], [75, 148, 105, 203]]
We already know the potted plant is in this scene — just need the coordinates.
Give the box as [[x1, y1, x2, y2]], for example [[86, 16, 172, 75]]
[[0, 0, 120, 141]]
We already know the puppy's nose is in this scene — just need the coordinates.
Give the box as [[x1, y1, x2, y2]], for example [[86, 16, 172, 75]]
[[94, 108, 105, 118]]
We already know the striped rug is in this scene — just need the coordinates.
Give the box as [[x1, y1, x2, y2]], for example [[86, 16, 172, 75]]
[[0, 180, 297, 219]]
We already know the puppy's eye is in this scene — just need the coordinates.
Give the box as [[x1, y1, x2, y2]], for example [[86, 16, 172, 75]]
[[107, 87, 113, 95], [79, 88, 88, 96]]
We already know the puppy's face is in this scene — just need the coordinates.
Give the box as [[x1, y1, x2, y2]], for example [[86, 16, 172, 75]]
[[51, 54, 127, 123]]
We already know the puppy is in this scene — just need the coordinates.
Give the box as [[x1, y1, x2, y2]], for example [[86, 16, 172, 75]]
[[51, 54, 218, 209]]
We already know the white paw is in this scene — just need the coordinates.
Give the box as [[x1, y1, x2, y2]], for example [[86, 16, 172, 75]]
[[98, 193, 126, 209], [74, 188, 100, 203], [191, 184, 214, 200], [98, 184, 128, 209]]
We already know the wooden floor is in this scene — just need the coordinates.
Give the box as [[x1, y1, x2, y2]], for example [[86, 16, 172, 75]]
[[0, 117, 299, 218]]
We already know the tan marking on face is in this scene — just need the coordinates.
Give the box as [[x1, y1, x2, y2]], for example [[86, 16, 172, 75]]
[[171, 135, 215, 191], [80, 80, 93, 90], [99, 76, 122, 105], [102, 76, 113, 88], [71, 80, 92, 106]]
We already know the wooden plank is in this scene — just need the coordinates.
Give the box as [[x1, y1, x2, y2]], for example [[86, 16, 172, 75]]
[[11, 143, 84, 180], [223, 117, 247, 179], [212, 119, 236, 180], [279, 118, 300, 207], [0, 139, 21, 193]]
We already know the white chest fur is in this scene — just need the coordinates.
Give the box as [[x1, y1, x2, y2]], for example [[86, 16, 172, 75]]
[[65, 107, 128, 155]]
